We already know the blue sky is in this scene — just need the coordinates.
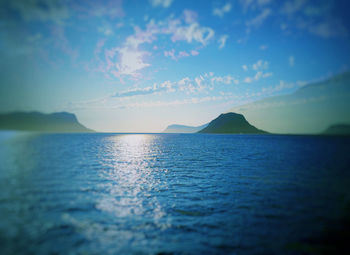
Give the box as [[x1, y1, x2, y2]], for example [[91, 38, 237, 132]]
[[1, 0, 350, 132]]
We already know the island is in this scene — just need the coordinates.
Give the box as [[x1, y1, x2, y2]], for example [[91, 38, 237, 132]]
[[0, 111, 94, 133], [322, 124, 350, 135], [198, 112, 267, 134], [163, 123, 208, 133]]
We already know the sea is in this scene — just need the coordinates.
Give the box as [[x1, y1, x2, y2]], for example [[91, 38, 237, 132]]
[[0, 132, 349, 254]]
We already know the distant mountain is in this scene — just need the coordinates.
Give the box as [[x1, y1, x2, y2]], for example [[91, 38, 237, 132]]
[[198, 112, 267, 134], [230, 71, 350, 134], [163, 123, 208, 133], [322, 124, 350, 135], [0, 111, 94, 132]]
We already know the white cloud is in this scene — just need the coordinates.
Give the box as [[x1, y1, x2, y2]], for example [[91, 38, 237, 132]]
[[258, 0, 272, 5], [243, 59, 271, 83], [169, 21, 215, 45], [263, 72, 273, 78], [178, 77, 191, 86], [245, 70, 272, 82], [262, 80, 296, 94], [280, 23, 288, 30], [105, 22, 158, 77], [191, 50, 199, 56], [244, 77, 254, 83], [289, 55, 295, 67], [213, 3, 232, 18], [122, 96, 224, 109], [254, 71, 263, 80], [307, 20, 348, 38], [179, 51, 190, 57], [281, 0, 307, 15], [280, 1, 347, 38], [103, 12, 215, 79], [177, 75, 206, 94], [115, 48, 150, 76], [98, 26, 113, 36], [246, 8, 271, 28], [211, 75, 239, 85], [164, 49, 176, 60], [183, 9, 198, 24], [252, 59, 269, 70], [113, 80, 176, 98], [218, 35, 229, 49], [149, 0, 173, 8], [259, 45, 268, 50], [195, 77, 203, 87], [164, 49, 191, 60], [240, 0, 272, 11], [8, 0, 69, 24]]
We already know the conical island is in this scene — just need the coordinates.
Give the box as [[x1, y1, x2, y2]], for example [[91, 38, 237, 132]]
[[198, 112, 267, 134]]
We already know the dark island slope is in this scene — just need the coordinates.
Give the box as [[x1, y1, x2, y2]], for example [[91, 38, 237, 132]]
[[322, 124, 350, 135], [198, 112, 267, 134], [0, 111, 94, 133]]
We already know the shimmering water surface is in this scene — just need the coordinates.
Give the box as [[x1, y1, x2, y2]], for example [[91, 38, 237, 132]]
[[0, 132, 349, 254]]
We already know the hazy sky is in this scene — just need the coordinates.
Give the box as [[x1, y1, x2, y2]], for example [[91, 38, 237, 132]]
[[1, 0, 350, 132]]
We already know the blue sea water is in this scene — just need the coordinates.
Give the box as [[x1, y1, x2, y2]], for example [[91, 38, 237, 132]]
[[0, 132, 349, 254]]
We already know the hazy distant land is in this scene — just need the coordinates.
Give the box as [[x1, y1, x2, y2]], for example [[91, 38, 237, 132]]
[[162, 123, 208, 133], [0, 112, 94, 133], [231, 71, 350, 134], [322, 124, 350, 135]]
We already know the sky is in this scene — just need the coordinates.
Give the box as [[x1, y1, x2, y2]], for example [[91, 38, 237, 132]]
[[1, 0, 350, 132]]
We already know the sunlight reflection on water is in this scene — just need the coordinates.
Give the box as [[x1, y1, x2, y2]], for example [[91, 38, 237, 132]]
[[97, 134, 166, 220], [59, 134, 171, 253]]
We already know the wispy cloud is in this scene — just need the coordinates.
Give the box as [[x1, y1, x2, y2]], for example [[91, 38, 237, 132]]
[[115, 48, 151, 76], [243, 71, 269, 83], [281, 0, 307, 15], [149, 0, 173, 8], [101, 12, 215, 79], [213, 3, 232, 18], [183, 9, 198, 24], [306, 19, 348, 38], [218, 35, 229, 49], [6, 0, 69, 24], [50, 25, 78, 60], [211, 75, 239, 85], [191, 50, 199, 56], [122, 96, 226, 109], [252, 59, 269, 70], [280, 0, 348, 38], [261, 80, 299, 95], [240, 0, 272, 11], [113, 81, 173, 98], [178, 75, 206, 94], [104, 23, 155, 78], [100, 10, 215, 79], [246, 8, 271, 28], [289, 55, 295, 67], [164, 49, 194, 60], [243, 59, 272, 83], [72, 0, 124, 19], [168, 19, 215, 45], [111, 71, 241, 100]]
